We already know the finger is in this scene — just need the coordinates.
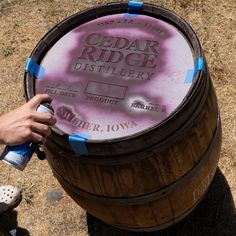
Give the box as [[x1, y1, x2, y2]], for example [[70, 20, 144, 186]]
[[30, 132, 47, 144], [31, 122, 51, 138], [32, 112, 57, 126], [28, 94, 52, 109]]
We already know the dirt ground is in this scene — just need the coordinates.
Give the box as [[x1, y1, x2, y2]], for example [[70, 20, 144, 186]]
[[0, 0, 235, 235]]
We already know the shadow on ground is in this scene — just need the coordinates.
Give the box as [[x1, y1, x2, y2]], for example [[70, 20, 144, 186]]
[[87, 168, 236, 236], [0, 210, 30, 236]]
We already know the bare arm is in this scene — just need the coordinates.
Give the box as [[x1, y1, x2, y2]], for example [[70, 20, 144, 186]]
[[0, 94, 57, 145]]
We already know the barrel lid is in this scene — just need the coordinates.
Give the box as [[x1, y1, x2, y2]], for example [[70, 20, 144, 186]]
[[36, 13, 194, 142]]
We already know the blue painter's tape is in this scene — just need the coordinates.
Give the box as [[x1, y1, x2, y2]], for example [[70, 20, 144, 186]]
[[75, 132, 91, 140], [194, 57, 206, 75], [184, 57, 206, 84], [25, 58, 45, 79], [6, 142, 33, 157], [127, 1, 143, 14], [184, 69, 195, 84], [68, 133, 90, 156]]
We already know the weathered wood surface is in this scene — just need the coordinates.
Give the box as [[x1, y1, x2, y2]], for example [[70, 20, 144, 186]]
[[24, 2, 222, 232]]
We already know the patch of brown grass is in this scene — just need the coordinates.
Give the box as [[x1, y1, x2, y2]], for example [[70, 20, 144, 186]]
[[0, 0, 235, 235]]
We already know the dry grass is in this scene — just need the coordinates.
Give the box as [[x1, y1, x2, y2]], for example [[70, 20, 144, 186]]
[[0, 0, 235, 235]]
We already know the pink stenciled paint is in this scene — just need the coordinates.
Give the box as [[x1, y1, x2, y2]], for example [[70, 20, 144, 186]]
[[36, 14, 194, 140]]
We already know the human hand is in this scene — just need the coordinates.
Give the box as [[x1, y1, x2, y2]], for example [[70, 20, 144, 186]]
[[0, 94, 57, 145]]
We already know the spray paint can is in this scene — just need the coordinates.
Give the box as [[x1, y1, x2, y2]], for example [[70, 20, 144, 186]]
[[0, 102, 54, 171]]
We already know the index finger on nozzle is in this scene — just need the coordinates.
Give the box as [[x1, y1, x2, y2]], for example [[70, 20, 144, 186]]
[[29, 94, 53, 108]]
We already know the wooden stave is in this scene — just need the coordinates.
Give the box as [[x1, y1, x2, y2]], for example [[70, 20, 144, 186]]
[[49, 117, 221, 231], [48, 113, 221, 205]]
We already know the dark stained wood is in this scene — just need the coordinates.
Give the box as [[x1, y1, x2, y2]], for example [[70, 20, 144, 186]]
[[44, 78, 219, 198], [44, 83, 221, 231], [25, 2, 222, 232], [169, 128, 221, 218], [50, 119, 221, 231]]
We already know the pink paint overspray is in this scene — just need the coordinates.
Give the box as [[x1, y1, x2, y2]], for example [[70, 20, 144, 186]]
[[36, 14, 194, 141]]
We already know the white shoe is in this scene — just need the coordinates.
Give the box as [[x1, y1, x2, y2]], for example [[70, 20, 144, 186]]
[[0, 185, 22, 214]]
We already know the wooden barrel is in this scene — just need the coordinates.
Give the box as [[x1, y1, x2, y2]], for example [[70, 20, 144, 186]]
[[24, 2, 222, 232]]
